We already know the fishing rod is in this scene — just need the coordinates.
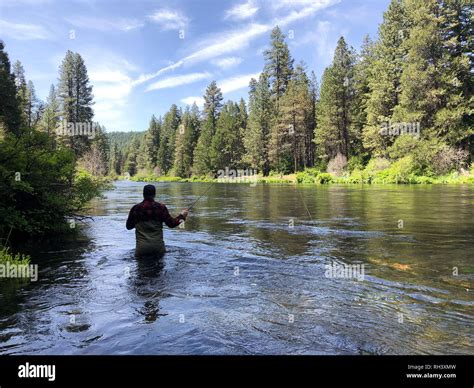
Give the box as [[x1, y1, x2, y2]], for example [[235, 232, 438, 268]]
[[187, 180, 218, 211]]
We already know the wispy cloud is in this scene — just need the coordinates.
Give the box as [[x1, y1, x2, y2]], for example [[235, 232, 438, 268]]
[[136, 0, 338, 86], [225, 0, 258, 20], [0, 19, 51, 40], [145, 72, 211, 92], [147, 8, 189, 31], [181, 96, 205, 107], [219, 72, 260, 94], [132, 61, 184, 87], [211, 56, 243, 69], [66, 16, 144, 32]]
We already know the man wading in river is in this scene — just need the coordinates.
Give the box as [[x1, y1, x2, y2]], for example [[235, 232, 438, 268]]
[[126, 184, 189, 257]]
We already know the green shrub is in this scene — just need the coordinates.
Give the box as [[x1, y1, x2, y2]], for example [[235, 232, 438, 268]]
[[373, 156, 415, 183], [316, 172, 333, 184], [0, 247, 30, 266]]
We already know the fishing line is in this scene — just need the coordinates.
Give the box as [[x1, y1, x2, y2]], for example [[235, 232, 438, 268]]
[[295, 185, 313, 221], [187, 180, 218, 211]]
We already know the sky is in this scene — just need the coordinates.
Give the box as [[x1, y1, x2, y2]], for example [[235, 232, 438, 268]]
[[0, 0, 390, 132]]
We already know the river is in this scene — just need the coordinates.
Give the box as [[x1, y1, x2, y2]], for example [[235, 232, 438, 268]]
[[0, 181, 473, 354]]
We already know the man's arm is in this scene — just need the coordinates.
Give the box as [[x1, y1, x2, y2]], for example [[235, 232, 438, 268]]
[[162, 205, 188, 228], [126, 206, 136, 230]]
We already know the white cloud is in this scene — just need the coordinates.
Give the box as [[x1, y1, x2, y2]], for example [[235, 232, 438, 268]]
[[219, 72, 260, 94], [135, 0, 338, 86], [80, 50, 138, 130], [0, 19, 51, 40], [184, 23, 268, 64], [148, 8, 189, 31], [132, 60, 184, 86], [145, 72, 211, 92], [211, 57, 243, 69], [66, 16, 144, 32], [181, 96, 205, 107], [272, 0, 336, 9], [225, 1, 258, 20]]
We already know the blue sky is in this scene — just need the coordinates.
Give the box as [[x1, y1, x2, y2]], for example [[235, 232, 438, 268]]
[[0, 0, 390, 132]]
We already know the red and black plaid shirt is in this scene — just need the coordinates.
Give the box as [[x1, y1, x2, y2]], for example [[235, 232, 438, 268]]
[[126, 199, 184, 230]]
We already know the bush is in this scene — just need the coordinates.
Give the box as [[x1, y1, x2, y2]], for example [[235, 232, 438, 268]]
[[317, 172, 333, 184], [296, 168, 320, 184], [347, 155, 365, 172], [0, 130, 105, 239], [0, 247, 30, 266], [373, 156, 415, 184]]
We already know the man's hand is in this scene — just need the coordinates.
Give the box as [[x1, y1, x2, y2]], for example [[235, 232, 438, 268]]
[[180, 209, 189, 219]]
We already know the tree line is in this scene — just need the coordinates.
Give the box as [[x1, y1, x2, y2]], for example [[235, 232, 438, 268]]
[[112, 0, 472, 179]]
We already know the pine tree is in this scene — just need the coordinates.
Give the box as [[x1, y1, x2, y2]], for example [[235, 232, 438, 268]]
[[435, 0, 473, 155], [271, 63, 313, 172], [193, 81, 223, 175], [0, 41, 22, 136], [157, 104, 180, 174], [109, 143, 121, 176], [25, 80, 39, 130], [352, 35, 376, 159], [124, 137, 140, 176], [316, 37, 356, 162], [264, 26, 294, 103], [308, 71, 319, 166], [173, 103, 200, 177], [363, 0, 408, 155], [210, 101, 245, 170], [142, 115, 161, 171], [243, 73, 273, 175], [12, 60, 29, 128], [57, 50, 94, 155], [39, 85, 60, 137]]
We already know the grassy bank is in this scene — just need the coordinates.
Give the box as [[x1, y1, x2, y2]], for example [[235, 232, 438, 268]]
[[112, 163, 474, 185]]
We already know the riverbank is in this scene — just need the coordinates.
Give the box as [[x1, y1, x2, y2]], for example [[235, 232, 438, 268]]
[[113, 165, 474, 185]]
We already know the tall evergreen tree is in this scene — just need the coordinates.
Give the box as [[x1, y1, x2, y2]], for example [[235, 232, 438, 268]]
[[39, 85, 60, 137], [243, 73, 273, 175], [0, 41, 22, 136], [173, 103, 200, 177], [210, 101, 246, 170], [363, 0, 408, 155], [157, 104, 180, 174], [264, 26, 294, 103], [193, 81, 223, 174], [316, 37, 356, 161], [57, 50, 94, 155], [352, 35, 376, 159], [271, 63, 313, 172], [435, 0, 473, 155]]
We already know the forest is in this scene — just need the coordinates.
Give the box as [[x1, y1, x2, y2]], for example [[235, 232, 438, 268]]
[[107, 0, 473, 184], [0, 0, 473, 241]]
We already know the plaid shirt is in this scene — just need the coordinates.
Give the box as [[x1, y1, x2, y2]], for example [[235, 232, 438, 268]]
[[126, 199, 184, 230]]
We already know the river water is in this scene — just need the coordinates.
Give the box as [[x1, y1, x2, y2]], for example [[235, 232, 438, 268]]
[[0, 181, 473, 354]]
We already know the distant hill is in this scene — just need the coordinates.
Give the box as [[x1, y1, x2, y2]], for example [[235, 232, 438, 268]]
[[106, 131, 145, 152]]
